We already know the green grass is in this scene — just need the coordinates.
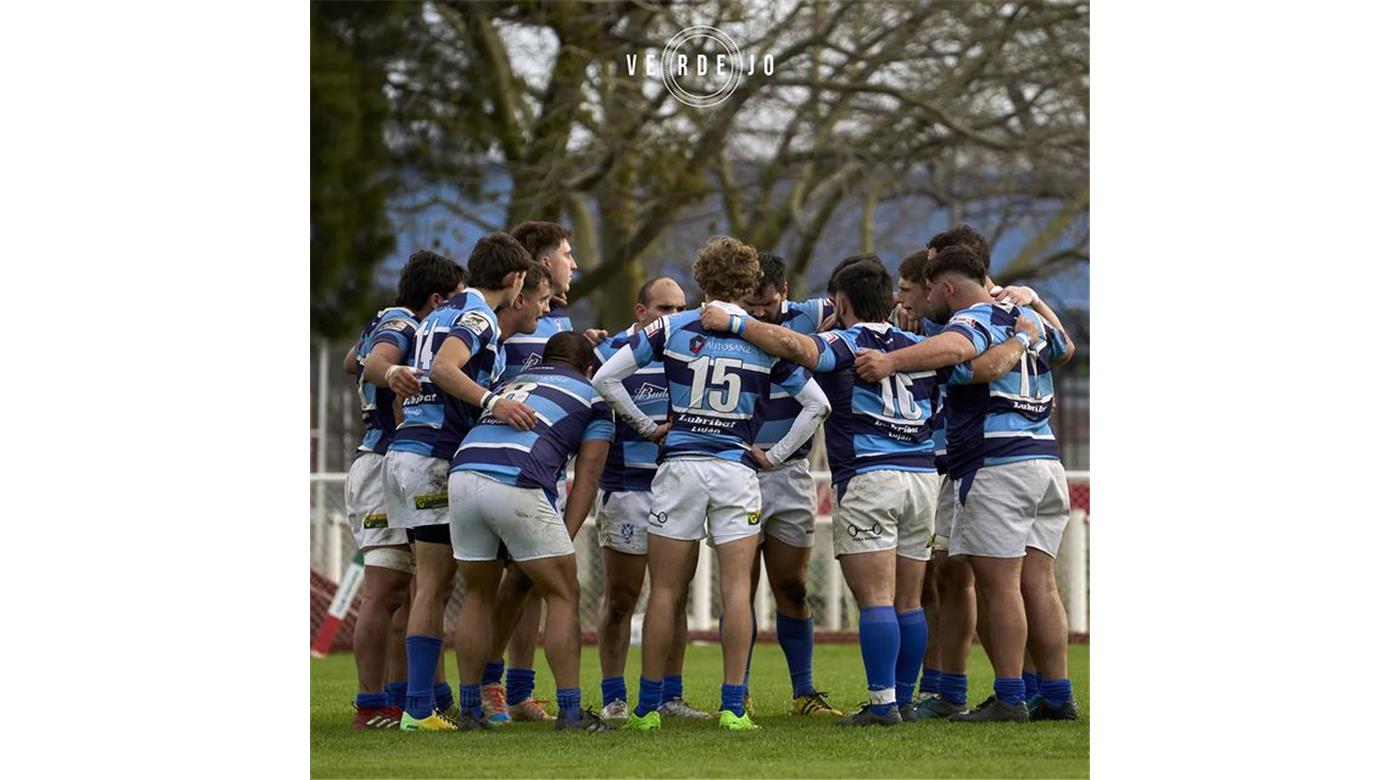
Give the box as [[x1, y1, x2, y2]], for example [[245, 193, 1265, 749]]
[[312, 642, 1088, 778]]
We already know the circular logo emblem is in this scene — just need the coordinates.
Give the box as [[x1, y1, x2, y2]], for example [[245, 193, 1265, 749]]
[[661, 26, 744, 108]]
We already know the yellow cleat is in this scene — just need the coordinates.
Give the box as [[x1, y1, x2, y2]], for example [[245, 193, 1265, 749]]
[[399, 708, 458, 732], [790, 691, 843, 717], [626, 710, 661, 732], [719, 710, 760, 731]]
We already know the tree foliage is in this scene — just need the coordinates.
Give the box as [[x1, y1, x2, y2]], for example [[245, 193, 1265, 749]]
[[311, 0, 1089, 334]]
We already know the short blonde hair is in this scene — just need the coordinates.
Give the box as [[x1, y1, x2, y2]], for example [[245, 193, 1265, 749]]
[[692, 236, 761, 303]]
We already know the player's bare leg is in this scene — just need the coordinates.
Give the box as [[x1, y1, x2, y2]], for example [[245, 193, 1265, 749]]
[[599, 549, 646, 717], [923, 553, 976, 714], [478, 563, 533, 722], [949, 556, 1029, 722], [760, 537, 837, 715], [1021, 548, 1076, 718], [354, 556, 411, 697], [638, 535, 699, 702], [399, 539, 459, 727], [835, 549, 902, 725], [452, 558, 505, 721]]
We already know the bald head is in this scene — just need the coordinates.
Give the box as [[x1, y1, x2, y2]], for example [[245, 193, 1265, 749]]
[[634, 276, 687, 327]]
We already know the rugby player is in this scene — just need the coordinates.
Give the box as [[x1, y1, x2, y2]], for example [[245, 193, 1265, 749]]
[[343, 251, 464, 729], [853, 243, 1076, 721], [449, 331, 615, 733], [703, 256, 1035, 725], [592, 276, 708, 721], [594, 236, 830, 732], [385, 233, 534, 731], [476, 220, 604, 723], [735, 253, 841, 718]]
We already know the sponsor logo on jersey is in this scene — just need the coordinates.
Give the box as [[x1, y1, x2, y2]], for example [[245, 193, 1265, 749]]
[[634, 382, 667, 401], [364, 513, 389, 529], [643, 317, 664, 337], [521, 352, 543, 371], [458, 310, 492, 336], [820, 331, 841, 344], [747, 510, 760, 526]]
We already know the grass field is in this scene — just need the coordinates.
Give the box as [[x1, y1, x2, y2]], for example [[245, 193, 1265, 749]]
[[312, 642, 1088, 778]]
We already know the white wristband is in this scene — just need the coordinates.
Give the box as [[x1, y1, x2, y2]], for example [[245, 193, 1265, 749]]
[[483, 392, 499, 414], [1014, 332, 1032, 349], [385, 364, 403, 383]]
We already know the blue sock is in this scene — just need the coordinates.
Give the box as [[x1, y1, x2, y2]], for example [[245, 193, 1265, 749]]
[[775, 613, 816, 697], [635, 677, 664, 717], [994, 676, 1026, 706], [434, 681, 453, 712], [481, 659, 505, 686], [506, 668, 536, 706], [404, 635, 442, 719], [895, 609, 927, 707], [663, 675, 683, 702], [601, 676, 628, 706], [459, 684, 483, 719], [558, 687, 581, 720], [1023, 671, 1042, 700], [721, 683, 747, 717], [1040, 678, 1072, 706], [920, 668, 942, 696], [939, 672, 968, 706], [858, 606, 900, 716], [355, 691, 389, 710], [386, 681, 408, 710]]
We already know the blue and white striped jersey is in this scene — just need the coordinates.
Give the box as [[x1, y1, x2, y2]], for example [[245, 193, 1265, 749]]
[[391, 289, 504, 459], [625, 308, 811, 466], [753, 297, 836, 460], [353, 306, 418, 455], [938, 301, 1066, 479], [919, 317, 951, 473], [594, 324, 668, 492], [451, 363, 614, 502], [498, 304, 572, 383], [811, 323, 939, 489]]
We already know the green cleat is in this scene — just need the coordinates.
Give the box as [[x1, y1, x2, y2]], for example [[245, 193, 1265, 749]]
[[399, 708, 458, 732], [625, 710, 661, 732], [719, 710, 760, 731]]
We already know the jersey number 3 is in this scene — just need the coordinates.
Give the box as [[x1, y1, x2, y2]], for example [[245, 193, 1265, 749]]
[[687, 356, 743, 413]]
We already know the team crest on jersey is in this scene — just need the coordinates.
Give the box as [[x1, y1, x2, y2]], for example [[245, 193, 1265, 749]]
[[458, 311, 492, 336], [689, 335, 706, 354]]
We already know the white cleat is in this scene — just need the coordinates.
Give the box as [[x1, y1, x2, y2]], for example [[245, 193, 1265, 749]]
[[600, 699, 630, 721], [658, 698, 713, 719]]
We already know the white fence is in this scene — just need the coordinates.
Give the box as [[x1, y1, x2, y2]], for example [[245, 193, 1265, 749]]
[[310, 470, 1090, 634]]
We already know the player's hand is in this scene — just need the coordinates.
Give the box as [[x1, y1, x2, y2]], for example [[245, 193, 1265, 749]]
[[1013, 313, 1041, 344], [582, 328, 608, 346], [853, 348, 895, 382], [647, 422, 671, 444], [997, 285, 1038, 307], [699, 303, 730, 332], [749, 445, 775, 470], [385, 365, 422, 396], [490, 397, 538, 431], [895, 307, 914, 331]]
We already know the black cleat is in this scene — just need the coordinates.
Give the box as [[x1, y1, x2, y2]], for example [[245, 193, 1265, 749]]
[[897, 703, 918, 723], [457, 711, 494, 732], [913, 693, 967, 720], [556, 707, 616, 732], [1029, 697, 1080, 721], [949, 696, 1028, 723], [835, 703, 903, 727]]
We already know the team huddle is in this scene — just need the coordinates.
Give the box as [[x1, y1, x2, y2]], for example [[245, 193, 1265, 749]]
[[343, 220, 1079, 734]]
